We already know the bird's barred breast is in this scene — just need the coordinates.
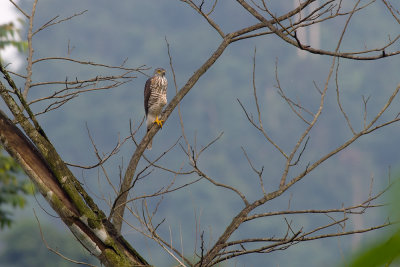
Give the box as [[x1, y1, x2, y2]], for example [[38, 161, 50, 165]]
[[148, 92, 167, 113]]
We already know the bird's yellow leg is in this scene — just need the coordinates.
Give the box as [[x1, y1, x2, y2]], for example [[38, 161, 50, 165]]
[[154, 116, 164, 128]]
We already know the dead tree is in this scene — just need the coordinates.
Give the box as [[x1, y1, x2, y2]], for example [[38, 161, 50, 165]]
[[1, 0, 400, 266]]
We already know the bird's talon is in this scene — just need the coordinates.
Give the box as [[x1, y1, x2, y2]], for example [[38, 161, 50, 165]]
[[154, 117, 164, 128]]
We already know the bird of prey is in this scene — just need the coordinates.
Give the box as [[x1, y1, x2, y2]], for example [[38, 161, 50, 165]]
[[144, 67, 168, 149]]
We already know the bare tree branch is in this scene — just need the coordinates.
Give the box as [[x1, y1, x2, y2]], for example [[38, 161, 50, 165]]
[[22, 0, 38, 99], [111, 33, 236, 233], [33, 10, 88, 36], [2, 1, 399, 266]]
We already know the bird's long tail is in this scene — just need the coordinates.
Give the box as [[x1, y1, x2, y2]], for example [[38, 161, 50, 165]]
[[146, 128, 152, 150], [147, 140, 152, 150], [146, 115, 153, 150]]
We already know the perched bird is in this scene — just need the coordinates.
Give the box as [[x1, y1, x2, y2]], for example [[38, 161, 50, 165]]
[[144, 67, 168, 149]]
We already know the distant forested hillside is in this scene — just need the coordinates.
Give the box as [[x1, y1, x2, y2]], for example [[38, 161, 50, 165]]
[[2, 1, 399, 266]]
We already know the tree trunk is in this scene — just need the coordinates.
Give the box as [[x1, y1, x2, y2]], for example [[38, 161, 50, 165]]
[[0, 109, 149, 267]]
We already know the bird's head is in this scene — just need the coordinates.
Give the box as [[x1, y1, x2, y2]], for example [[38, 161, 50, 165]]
[[154, 68, 166, 77]]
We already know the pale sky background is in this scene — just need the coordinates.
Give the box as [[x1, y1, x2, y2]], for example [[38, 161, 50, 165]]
[[0, 0, 23, 70]]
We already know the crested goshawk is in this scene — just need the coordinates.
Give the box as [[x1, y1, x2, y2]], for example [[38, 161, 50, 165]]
[[144, 67, 167, 149]]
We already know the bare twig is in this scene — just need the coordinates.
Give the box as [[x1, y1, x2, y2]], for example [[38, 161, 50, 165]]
[[193, 165, 249, 206], [33, 10, 88, 36], [22, 0, 38, 99], [33, 209, 98, 267], [180, 0, 225, 37], [9, 0, 29, 18], [335, 58, 356, 135], [32, 57, 148, 73], [241, 146, 266, 197]]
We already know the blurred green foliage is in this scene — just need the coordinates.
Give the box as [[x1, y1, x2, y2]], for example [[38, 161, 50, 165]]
[[348, 229, 400, 267], [0, 18, 31, 229], [0, 20, 27, 58], [0, 148, 35, 229], [345, 178, 400, 267]]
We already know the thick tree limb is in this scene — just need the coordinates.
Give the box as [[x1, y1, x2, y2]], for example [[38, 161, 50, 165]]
[[0, 83, 149, 266]]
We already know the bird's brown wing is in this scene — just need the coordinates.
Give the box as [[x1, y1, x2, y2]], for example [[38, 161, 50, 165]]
[[144, 77, 152, 115]]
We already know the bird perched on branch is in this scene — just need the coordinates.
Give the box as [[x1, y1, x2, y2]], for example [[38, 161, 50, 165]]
[[144, 67, 168, 149]]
